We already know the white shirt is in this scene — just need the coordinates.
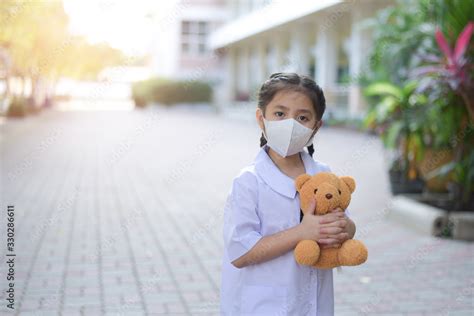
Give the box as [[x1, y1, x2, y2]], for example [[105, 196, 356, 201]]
[[220, 144, 352, 316]]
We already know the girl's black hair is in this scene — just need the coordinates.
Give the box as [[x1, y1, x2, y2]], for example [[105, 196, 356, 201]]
[[257, 72, 326, 157]]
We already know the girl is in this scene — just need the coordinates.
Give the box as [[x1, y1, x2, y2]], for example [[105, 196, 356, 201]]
[[220, 73, 357, 315]]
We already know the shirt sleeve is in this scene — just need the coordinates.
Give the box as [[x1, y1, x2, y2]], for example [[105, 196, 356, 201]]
[[345, 207, 352, 218], [322, 163, 352, 218], [223, 171, 263, 263]]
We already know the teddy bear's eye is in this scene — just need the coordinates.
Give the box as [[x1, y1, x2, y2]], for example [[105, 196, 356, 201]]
[[338, 189, 342, 194], [314, 189, 318, 194]]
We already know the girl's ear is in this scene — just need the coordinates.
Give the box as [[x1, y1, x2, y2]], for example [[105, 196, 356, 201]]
[[255, 108, 264, 130], [295, 174, 312, 192], [314, 120, 322, 131]]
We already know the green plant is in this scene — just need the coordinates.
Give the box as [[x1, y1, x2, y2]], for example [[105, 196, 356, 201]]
[[360, 0, 436, 87], [457, 146, 474, 204], [363, 0, 474, 209], [364, 81, 428, 180], [414, 22, 474, 122], [412, 20, 474, 209]]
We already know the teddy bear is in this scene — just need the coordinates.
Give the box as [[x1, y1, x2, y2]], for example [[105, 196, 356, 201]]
[[293, 172, 368, 269]]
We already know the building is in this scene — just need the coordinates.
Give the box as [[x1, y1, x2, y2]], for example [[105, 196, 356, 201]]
[[150, 0, 229, 81], [209, 0, 394, 119]]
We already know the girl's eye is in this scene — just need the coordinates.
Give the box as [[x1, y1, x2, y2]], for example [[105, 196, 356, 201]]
[[298, 115, 308, 122], [314, 189, 318, 194], [338, 190, 342, 194], [275, 111, 284, 117]]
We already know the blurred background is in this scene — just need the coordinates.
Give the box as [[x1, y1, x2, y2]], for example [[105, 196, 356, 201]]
[[0, 0, 473, 315]]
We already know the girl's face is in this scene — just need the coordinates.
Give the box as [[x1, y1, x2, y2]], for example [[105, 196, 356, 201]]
[[256, 90, 322, 131]]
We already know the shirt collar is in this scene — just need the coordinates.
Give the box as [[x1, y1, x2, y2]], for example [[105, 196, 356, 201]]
[[254, 144, 316, 199]]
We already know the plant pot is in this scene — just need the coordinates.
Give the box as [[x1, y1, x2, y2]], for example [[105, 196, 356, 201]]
[[389, 169, 425, 195], [388, 194, 474, 240], [416, 191, 457, 211], [418, 148, 454, 193]]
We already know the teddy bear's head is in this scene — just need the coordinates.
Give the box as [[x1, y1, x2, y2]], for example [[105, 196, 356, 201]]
[[295, 172, 356, 215]]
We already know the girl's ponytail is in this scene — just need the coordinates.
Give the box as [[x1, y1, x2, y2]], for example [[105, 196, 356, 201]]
[[260, 132, 267, 147], [307, 144, 314, 157]]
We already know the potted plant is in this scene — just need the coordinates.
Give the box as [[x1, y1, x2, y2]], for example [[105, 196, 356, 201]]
[[364, 81, 427, 194], [412, 21, 474, 211]]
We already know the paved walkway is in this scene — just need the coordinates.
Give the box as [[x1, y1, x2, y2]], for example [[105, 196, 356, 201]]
[[0, 105, 472, 315]]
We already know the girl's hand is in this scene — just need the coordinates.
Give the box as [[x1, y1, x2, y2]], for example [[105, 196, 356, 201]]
[[320, 208, 352, 249], [297, 198, 348, 242]]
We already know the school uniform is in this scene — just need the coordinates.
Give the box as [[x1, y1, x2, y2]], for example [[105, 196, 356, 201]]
[[220, 144, 351, 315]]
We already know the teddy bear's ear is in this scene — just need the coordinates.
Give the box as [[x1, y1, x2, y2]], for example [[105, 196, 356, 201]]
[[295, 174, 312, 191], [340, 176, 356, 193]]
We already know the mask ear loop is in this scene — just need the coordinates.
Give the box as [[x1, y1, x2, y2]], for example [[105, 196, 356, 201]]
[[262, 118, 268, 139], [307, 144, 315, 157], [259, 112, 269, 147]]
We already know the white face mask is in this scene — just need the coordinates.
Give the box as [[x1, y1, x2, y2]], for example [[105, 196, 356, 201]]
[[262, 117, 316, 157]]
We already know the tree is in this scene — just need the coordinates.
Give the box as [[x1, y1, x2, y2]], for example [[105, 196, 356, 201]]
[[0, 0, 125, 107]]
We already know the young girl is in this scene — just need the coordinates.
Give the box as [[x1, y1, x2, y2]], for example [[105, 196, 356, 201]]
[[220, 73, 357, 315]]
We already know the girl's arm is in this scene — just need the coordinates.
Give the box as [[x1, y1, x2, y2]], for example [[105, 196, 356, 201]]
[[224, 174, 346, 269], [231, 224, 302, 268], [232, 201, 346, 269]]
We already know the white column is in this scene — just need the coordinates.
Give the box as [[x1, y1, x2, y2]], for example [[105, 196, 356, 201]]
[[212, 48, 235, 112], [249, 46, 258, 91], [315, 24, 337, 89], [246, 40, 267, 91], [348, 5, 372, 117], [255, 40, 266, 84], [227, 48, 237, 105], [288, 26, 310, 75], [275, 37, 286, 71], [266, 43, 276, 77], [237, 46, 250, 94]]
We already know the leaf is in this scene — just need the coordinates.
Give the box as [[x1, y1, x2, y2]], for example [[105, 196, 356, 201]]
[[454, 21, 474, 62], [411, 65, 443, 78], [435, 28, 454, 64], [425, 161, 457, 180], [364, 82, 403, 100], [384, 121, 404, 148], [376, 97, 399, 122], [402, 81, 418, 96], [415, 76, 437, 93], [416, 94, 428, 104], [412, 133, 425, 163], [422, 53, 443, 63], [364, 110, 377, 128]]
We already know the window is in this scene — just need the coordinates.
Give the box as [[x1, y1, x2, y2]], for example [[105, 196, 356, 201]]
[[181, 20, 209, 56]]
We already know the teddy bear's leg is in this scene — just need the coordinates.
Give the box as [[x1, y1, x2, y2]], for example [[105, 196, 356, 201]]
[[312, 248, 340, 269], [294, 240, 320, 266], [338, 239, 368, 266]]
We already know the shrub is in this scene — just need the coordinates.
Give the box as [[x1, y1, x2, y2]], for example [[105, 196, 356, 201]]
[[6, 97, 28, 117], [131, 78, 212, 107]]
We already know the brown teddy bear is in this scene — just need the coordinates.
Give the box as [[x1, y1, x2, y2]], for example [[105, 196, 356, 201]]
[[294, 172, 368, 269]]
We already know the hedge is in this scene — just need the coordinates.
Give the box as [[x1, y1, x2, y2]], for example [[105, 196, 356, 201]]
[[131, 78, 212, 107]]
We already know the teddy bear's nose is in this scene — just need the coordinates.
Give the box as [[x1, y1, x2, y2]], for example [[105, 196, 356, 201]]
[[325, 193, 333, 199]]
